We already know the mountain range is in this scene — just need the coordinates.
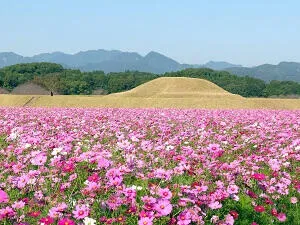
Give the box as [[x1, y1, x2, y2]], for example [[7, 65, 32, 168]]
[[225, 62, 300, 82], [0, 50, 241, 73], [0, 50, 299, 82]]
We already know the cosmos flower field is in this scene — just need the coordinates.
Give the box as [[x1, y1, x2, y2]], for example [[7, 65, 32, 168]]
[[0, 108, 299, 225]]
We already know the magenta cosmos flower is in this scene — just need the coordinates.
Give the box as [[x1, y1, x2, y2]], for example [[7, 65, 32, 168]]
[[39, 216, 55, 224], [58, 218, 75, 225], [254, 205, 265, 213], [0, 190, 9, 203], [252, 173, 266, 181]]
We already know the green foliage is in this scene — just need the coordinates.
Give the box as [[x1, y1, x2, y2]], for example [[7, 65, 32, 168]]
[[0, 62, 64, 90], [263, 80, 300, 97], [106, 71, 158, 93]]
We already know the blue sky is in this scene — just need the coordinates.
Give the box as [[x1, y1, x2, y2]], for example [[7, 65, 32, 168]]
[[1, 0, 299, 66]]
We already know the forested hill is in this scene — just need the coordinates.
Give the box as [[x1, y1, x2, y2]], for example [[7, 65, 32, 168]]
[[0, 62, 299, 97]]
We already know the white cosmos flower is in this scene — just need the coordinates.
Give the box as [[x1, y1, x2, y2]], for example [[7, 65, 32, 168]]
[[83, 217, 96, 225], [24, 143, 32, 149], [131, 185, 142, 190], [232, 194, 240, 201], [51, 147, 63, 156], [166, 145, 174, 151], [9, 132, 18, 140]]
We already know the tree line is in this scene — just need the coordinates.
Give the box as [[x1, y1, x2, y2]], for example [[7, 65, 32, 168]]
[[0, 62, 299, 97]]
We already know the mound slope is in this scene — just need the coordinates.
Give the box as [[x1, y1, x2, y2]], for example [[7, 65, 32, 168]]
[[0, 87, 9, 94], [110, 77, 242, 98], [11, 82, 53, 95]]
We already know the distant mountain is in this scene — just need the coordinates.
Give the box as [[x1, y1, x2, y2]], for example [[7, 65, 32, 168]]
[[225, 62, 300, 82], [0, 52, 23, 68], [0, 49, 240, 74], [203, 61, 242, 70]]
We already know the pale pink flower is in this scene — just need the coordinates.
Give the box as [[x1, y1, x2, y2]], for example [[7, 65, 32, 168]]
[[291, 197, 298, 204], [208, 201, 222, 209], [12, 200, 25, 209]]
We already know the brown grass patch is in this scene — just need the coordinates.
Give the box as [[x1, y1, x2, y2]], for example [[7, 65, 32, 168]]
[[11, 82, 53, 95]]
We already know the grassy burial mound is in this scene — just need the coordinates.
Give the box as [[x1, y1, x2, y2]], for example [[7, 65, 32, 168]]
[[100, 77, 299, 109], [110, 77, 243, 99]]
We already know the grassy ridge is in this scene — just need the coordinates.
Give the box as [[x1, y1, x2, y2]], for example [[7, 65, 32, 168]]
[[1, 62, 300, 97], [0, 77, 299, 109]]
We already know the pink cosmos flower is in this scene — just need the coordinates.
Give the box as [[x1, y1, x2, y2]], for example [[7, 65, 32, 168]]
[[0, 206, 15, 219], [155, 199, 172, 216], [158, 187, 172, 199], [227, 184, 239, 194], [225, 214, 234, 225], [58, 218, 75, 225], [48, 203, 68, 218], [0, 190, 9, 203], [208, 201, 222, 209], [31, 154, 47, 166], [139, 210, 154, 220], [72, 204, 90, 219], [108, 176, 123, 186], [177, 211, 191, 225], [12, 200, 25, 209], [276, 213, 286, 222], [17, 174, 29, 189], [208, 144, 221, 152], [138, 217, 153, 225], [141, 196, 157, 204]]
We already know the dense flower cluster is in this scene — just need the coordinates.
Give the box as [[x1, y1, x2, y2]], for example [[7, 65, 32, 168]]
[[0, 108, 299, 224]]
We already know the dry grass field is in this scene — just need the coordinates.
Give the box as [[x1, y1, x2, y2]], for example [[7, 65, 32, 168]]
[[0, 77, 299, 109]]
